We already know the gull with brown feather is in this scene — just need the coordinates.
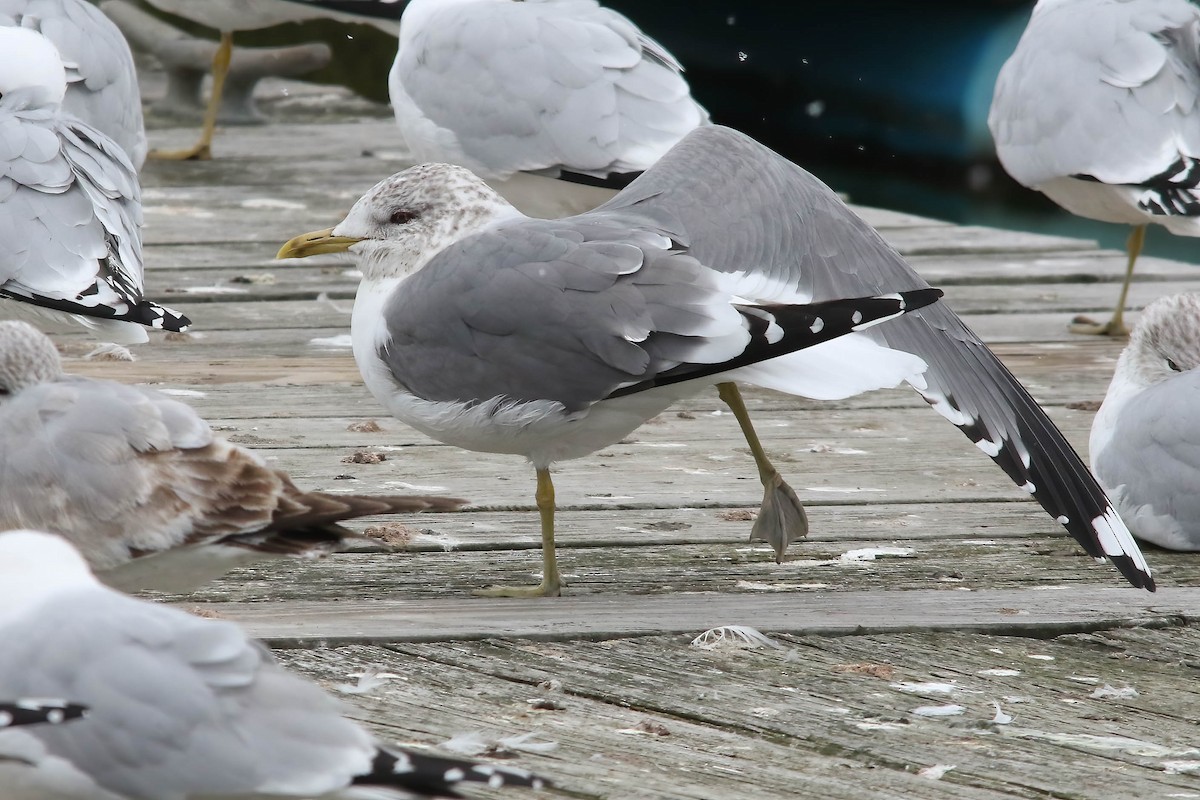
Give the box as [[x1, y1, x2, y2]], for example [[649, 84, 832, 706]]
[[0, 320, 466, 593]]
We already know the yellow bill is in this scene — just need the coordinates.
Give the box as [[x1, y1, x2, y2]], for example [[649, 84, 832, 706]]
[[276, 228, 363, 260]]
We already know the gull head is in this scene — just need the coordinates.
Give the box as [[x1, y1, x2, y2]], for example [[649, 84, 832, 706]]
[[0, 531, 100, 621], [0, 321, 63, 398], [276, 163, 522, 280], [0, 27, 67, 106], [1118, 293, 1200, 390]]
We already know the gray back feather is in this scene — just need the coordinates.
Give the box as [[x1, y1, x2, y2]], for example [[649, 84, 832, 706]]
[[0, 0, 147, 169]]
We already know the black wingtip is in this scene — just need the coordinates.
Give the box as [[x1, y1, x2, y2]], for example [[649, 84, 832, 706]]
[[0, 700, 89, 728], [355, 745, 550, 796]]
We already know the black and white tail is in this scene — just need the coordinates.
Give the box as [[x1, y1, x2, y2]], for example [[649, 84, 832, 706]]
[[353, 744, 548, 797]]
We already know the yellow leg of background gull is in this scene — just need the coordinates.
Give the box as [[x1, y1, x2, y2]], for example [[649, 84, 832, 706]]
[[150, 31, 233, 161], [715, 383, 811, 563], [717, 382, 809, 562], [476, 467, 563, 597], [1069, 224, 1145, 338]]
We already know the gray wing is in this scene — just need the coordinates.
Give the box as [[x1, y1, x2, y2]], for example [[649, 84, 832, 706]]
[[0, 94, 187, 332], [392, 0, 707, 179], [0, 589, 376, 798], [381, 215, 935, 412], [0, 0, 147, 169], [1094, 373, 1200, 548], [990, 0, 1200, 199], [383, 219, 752, 410], [591, 124, 1153, 589]]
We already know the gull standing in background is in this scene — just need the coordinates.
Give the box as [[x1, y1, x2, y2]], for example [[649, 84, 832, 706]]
[[0, 0, 147, 169], [390, 0, 709, 219], [0, 320, 467, 593], [279, 125, 1153, 596], [142, 0, 399, 160], [990, 0, 1200, 336], [1092, 293, 1200, 549], [0, 530, 550, 799], [0, 27, 188, 346]]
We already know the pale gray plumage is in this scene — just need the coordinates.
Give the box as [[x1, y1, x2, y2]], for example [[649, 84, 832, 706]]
[[0, 531, 549, 799], [991, 0, 1200, 218], [1092, 293, 1200, 550], [0, 0, 147, 169], [390, 0, 708, 187], [0, 320, 465, 592], [989, 0, 1200, 334], [0, 26, 187, 342]]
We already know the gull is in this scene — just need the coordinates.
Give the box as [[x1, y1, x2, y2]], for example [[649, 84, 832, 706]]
[[989, 0, 1200, 337], [0, 0, 147, 169], [1092, 292, 1200, 549], [0, 320, 467, 593], [0, 529, 551, 799], [390, 0, 708, 218], [143, 0, 398, 161], [277, 125, 1154, 595], [0, 26, 188, 345]]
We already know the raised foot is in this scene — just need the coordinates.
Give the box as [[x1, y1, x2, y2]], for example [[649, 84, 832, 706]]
[[474, 579, 562, 598], [750, 472, 809, 563], [149, 143, 213, 161], [1068, 315, 1130, 337]]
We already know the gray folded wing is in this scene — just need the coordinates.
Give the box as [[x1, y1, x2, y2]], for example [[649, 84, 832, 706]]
[[393, 0, 706, 179], [0, 91, 142, 305], [0, 0, 148, 169], [590, 124, 1152, 588], [0, 589, 375, 798], [1094, 372, 1200, 548], [990, 0, 1200, 194]]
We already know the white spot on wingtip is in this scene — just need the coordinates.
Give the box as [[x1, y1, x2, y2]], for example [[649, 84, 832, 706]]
[[975, 438, 1002, 457], [810, 317, 824, 333], [1020, 481, 1036, 494], [851, 310, 863, 324], [1056, 515, 1069, 525]]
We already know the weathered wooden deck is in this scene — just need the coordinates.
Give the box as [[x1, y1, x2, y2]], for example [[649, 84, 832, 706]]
[[33, 86, 1200, 797]]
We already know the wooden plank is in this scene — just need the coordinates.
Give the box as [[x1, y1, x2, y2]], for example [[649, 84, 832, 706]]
[[195, 586, 1191, 645]]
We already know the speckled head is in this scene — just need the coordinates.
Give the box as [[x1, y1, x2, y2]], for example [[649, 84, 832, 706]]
[[0, 26, 67, 106], [0, 321, 62, 396], [1122, 293, 1200, 388], [331, 163, 523, 279]]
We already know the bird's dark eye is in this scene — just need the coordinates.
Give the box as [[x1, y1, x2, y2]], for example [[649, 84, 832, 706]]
[[1168, 358, 1182, 372], [389, 209, 418, 225]]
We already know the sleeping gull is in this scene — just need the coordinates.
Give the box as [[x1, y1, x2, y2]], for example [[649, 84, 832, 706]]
[[0, 0, 147, 169], [1092, 293, 1200, 549], [278, 124, 1154, 595], [390, 0, 708, 218], [0, 26, 188, 345], [989, 0, 1200, 337], [0, 320, 466, 593], [0, 529, 550, 799]]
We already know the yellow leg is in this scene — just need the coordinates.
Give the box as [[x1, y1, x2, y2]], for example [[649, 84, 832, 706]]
[[1069, 224, 1144, 338], [149, 31, 233, 161], [717, 382, 808, 562], [475, 468, 563, 597]]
